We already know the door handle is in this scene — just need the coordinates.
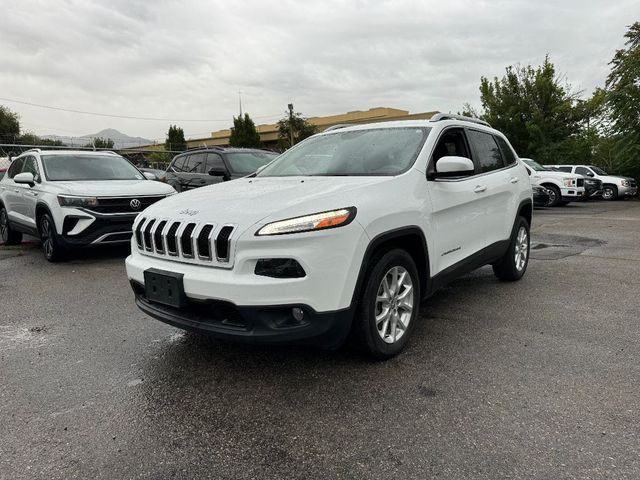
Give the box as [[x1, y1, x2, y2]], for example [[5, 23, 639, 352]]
[[473, 185, 487, 193], [510, 177, 519, 184], [14, 189, 21, 193]]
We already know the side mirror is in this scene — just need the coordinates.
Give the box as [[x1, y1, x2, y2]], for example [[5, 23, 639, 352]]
[[587, 172, 594, 177], [434, 156, 475, 178], [208, 168, 230, 181], [143, 172, 157, 181], [14, 172, 35, 187]]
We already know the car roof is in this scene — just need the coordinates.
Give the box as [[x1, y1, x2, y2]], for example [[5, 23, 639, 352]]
[[177, 147, 276, 155], [317, 118, 501, 137], [19, 149, 121, 157]]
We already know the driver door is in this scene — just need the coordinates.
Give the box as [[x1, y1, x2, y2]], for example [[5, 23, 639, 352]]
[[426, 128, 487, 274]]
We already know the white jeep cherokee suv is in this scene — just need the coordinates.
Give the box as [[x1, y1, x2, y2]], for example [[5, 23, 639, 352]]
[[548, 164, 637, 200], [0, 149, 175, 261], [520, 158, 585, 206], [126, 115, 533, 358]]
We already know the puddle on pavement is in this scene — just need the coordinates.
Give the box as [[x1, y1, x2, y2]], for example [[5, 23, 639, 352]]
[[530, 233, 605, 260]]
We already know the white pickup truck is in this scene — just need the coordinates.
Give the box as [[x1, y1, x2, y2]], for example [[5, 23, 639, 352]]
[[520, 158, 585, 206]]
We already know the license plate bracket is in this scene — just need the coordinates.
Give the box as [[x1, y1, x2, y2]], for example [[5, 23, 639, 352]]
[[144, 268, 187, 308]]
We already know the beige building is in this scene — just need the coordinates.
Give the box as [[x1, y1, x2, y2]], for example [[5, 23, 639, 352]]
[[130, 107, 439, 152]]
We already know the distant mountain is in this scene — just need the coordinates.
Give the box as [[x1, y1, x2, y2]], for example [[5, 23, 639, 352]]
[[42, 128, 153, 149]]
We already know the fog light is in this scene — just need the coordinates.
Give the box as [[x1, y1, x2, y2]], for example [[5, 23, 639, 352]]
[[292, 308, 304, 322]]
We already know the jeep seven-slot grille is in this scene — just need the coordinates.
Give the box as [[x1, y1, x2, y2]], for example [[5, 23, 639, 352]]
[[134, 218, 235, 265]]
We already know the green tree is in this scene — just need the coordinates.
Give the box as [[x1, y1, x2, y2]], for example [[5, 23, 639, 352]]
[[165, 125, 186, 151], [229, 113, 261, 148], [20, 132, 64, 147], [0, 105, 20, 144], [84, 137, 114, 149], [477, 56, 581, 163], [603, 22, 640, 180], [277, 112, 317, 150]]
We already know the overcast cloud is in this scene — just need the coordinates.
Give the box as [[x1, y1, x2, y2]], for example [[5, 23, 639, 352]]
[[0, 0, 638, 141]]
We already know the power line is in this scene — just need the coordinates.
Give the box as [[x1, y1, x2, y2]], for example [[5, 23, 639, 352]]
[[0, 96, 283, 123]]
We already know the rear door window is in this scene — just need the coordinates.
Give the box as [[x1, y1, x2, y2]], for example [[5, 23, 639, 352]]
[[495, 137, 517, 166], [466, 130, 505, 173], [556, 166, 573, 173]]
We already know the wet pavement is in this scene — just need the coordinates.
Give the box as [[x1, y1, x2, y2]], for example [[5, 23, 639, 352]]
[[1, 201, 640, 479]]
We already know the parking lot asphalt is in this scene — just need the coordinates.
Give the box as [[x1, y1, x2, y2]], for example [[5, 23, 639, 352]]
[[1, 201, 640, 480]]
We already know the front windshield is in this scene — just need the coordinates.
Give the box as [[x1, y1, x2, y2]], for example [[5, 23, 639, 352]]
[[42, 154, 144, 181], [590, 166, 608, 175], [226, 152, 278, 174], [257, 127, 431, 177], [523, 159, 548, 172]]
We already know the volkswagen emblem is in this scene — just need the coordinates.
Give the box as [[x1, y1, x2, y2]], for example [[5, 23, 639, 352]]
[[130, 199, 141, 210]]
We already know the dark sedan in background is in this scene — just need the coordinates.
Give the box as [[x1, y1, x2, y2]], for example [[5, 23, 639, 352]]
[[533, 185, 551, 207]]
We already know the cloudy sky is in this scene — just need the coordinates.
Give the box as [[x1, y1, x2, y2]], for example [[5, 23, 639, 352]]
[[1, 0, 637, 142]]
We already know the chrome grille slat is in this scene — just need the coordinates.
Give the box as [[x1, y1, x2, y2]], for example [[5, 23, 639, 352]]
[[142, 219, 156, 251], [152, 220, 168, 254], [137, 218, 235, 268]]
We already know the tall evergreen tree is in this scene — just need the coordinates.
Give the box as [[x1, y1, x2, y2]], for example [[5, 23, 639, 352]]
[[165, 125, 186, 151], [229, 113, 261, 148]]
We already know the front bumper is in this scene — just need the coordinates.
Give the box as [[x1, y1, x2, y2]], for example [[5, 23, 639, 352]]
[[59, 212, 136, 247], [130, 280, 353, 348], [620, 185, 638, 197]]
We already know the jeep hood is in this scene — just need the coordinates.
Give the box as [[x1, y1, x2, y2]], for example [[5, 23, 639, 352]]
[[141, 176, 391, 231]]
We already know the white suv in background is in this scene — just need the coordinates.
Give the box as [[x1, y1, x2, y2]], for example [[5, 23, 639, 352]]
[[548, 164, 638, 200], [520, 158, 585, 206], [0, 150, 175, 261], [126, 115, 533, 359]]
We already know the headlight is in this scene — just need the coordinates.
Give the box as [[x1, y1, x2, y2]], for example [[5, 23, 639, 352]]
[[621, 180, 630, 187], [563, 178, 576, 187], [57, 195, 98, 208], [256, 207, 356, 236]]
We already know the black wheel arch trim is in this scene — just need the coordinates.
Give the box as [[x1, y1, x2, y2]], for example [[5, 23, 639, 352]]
[[350, 226, 430, 308]]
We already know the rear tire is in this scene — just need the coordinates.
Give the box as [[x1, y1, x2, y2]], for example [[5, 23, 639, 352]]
[[544, 185, 562, 207], [492, 217, 530, 281], [0, 206, 23, 245], [39, 213, 66, 262], [602, 185, 618, 201], [352, 249, 420, 360]]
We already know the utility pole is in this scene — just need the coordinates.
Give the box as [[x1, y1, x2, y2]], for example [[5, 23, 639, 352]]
[[288, 103, 294, 148], [238, 91, 243, 118]]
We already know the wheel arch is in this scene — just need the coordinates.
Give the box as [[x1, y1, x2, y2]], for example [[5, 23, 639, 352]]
[[350, 226, 430, 308], [35, 202, 54, 229], [517, 198, 532, 226]]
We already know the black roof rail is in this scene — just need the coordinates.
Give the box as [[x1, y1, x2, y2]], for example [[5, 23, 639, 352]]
[[185, 145, 224, 152], [323, 123, 353, 132], [430, 113, 491, 128]]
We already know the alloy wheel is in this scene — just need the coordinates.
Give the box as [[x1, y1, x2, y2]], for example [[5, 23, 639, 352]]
[[41, 217, 54, 259], [602, 187, 614, 200], [514, 226, 529, 272], [546, 189, 557, 206], [375, 266, 414, 344]]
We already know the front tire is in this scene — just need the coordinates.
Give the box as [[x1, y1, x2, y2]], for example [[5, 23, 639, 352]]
[[353, 249, 420, 359], [492, 217, 530, 281], [602, 185, 618, 201], [0, 206, 23, 245], [545, 185, 562, 207], [39, 213, 66, 262]]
